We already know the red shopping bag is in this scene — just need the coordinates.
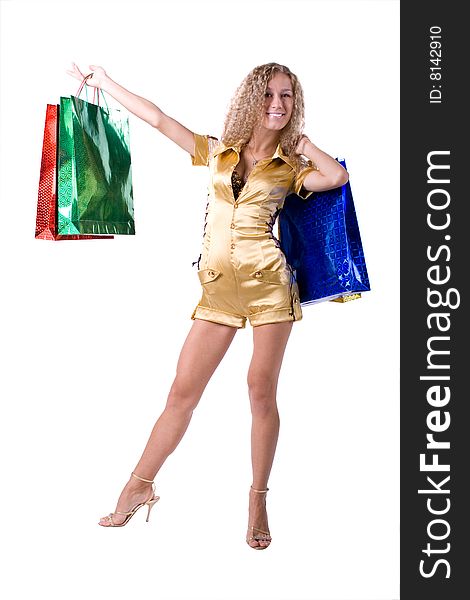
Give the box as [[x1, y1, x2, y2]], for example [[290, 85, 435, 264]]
[[35, 103, 113, 240]]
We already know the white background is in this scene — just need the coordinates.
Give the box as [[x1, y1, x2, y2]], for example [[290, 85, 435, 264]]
[[0, 1, 399, 599]]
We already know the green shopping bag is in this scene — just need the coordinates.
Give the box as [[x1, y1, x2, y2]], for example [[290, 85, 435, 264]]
[[57, 85, 135, 235]]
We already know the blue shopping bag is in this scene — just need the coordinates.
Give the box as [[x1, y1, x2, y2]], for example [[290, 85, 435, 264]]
[[278, 159, 371, 305]]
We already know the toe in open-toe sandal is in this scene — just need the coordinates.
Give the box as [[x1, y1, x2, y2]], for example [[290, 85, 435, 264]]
[[247, 525, 272, 549]]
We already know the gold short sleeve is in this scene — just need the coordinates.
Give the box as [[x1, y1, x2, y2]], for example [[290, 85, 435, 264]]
[[292, 165, 318, 199], [191, 133, 219, 166]]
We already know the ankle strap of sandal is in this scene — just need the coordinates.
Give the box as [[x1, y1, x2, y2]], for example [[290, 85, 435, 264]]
[[132, 471, 154, 483], [251, 485, 269, 493]]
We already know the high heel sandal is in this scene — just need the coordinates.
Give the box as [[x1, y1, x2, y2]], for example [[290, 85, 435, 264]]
[[99, 472, 160, 527], [247, 486, 272, 550]]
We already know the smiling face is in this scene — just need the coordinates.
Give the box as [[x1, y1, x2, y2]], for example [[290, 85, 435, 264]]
[[260, 71, 294, 131]]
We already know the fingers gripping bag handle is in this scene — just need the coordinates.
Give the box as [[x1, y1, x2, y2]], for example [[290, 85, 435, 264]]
[[75, 74, 110, 111]]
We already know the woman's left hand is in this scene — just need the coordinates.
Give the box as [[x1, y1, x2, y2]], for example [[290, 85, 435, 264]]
[[295, 134, 311, 155]]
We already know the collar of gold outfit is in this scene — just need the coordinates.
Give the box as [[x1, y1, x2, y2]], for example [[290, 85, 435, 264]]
[[213, 140, 294, 170]]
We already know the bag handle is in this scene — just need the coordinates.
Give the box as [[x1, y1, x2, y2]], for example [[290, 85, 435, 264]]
[[75, 74, 110, 112]]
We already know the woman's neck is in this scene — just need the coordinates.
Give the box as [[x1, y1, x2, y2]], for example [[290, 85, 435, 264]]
[[247, 130, 281, 157]]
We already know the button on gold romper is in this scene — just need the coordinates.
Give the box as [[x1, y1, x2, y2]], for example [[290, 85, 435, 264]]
[[190, 133, 318, 328]]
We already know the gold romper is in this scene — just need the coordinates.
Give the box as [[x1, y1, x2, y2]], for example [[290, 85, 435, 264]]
[[190, 133, 317, 328]]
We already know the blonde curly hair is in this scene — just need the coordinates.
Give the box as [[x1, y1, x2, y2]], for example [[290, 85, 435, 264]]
[[221, 62, 313, 173]]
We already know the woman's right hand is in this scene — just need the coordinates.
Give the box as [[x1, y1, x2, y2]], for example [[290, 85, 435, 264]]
[[66, 63, 107, 88]]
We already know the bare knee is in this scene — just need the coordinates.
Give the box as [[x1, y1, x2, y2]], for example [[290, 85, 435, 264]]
[[166, 377, 201, 413], [247, 372, 278, 415]]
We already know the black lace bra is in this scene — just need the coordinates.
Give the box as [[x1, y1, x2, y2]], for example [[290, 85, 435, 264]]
[[231, 170, 245, 200]]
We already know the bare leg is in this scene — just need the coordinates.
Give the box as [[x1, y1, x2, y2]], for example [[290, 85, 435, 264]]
[[99, 319, 238, 526], [246, 321, 293, 547]]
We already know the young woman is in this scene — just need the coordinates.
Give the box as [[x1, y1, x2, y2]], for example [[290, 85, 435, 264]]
[[67, 61, 348, 549]]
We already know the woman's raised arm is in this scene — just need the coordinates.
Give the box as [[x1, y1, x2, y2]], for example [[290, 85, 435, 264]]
[[66, 63, 196, 156]]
